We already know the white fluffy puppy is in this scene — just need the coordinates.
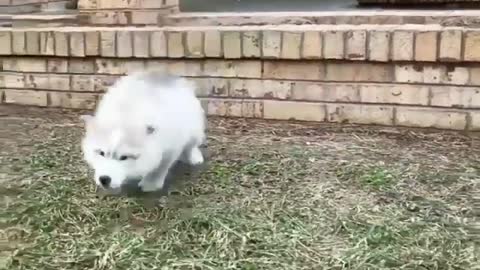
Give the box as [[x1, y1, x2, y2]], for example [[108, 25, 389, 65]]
[[81, 71, 206, 192]]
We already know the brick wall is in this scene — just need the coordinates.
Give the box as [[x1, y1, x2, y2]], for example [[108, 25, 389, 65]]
[[1, 24, 480, 130]]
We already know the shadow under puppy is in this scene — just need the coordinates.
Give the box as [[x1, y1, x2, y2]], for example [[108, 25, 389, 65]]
[[80, 70, 207, 195]]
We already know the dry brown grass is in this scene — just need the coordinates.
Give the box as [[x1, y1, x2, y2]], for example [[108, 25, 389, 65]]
[[1, 105, 479, 269]]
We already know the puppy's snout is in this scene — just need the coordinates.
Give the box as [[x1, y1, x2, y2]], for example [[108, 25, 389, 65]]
[[99, 175, 111, 187]]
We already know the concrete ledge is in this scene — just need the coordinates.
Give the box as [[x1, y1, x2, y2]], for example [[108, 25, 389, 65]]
[[7, 10, 480, 27], [162, 11, 480, 27]]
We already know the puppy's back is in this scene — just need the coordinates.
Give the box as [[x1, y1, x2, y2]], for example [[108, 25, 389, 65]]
[[94, 71, 203, 132]]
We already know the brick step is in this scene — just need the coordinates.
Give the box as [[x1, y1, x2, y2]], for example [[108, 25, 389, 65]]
[[358, 0, 480, 4], [0, 0, 72, 15], [161, 11, 480, 27], [9, 13, 80, 28], [0, 14, 11, 27]]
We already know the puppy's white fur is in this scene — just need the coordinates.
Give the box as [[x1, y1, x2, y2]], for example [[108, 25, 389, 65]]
[[81, 71, 206, 192]]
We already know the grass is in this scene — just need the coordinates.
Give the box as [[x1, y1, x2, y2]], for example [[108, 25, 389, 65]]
[[1, 109, 479, 269]]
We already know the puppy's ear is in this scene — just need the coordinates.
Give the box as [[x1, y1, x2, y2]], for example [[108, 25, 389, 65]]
[[80, 115, 95, 131], [146, 125, 155, 135], [80, 114, 93, 123]]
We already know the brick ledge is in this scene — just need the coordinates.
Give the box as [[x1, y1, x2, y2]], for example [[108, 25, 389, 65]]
[[0, 24, 479, 62]]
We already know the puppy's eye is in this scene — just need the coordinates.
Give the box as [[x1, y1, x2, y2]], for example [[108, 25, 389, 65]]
[[119, 155, 128, 161], [98, 151, 105, 157]]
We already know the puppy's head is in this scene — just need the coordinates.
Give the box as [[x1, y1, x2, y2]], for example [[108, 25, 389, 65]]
[[80, 115, 161, 190]]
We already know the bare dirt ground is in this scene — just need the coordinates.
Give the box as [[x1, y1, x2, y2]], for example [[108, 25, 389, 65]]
[[0, 104, 479, 269]]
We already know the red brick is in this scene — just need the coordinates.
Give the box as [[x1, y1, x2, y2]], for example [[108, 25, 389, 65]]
[[150, 31, 167, 57], [100, 31, 116, 57], [191, 77, 228, 96], [85, 31, 100, 56], [439, 30, 462, 61], [242, 31, 261, 58], [464, 31, 480, 62], [229, 79, 292, 99], [392, 31, 414, 61], [395, 107, 467, 130], [302, 31, 322, 59], [326, 104, 394, 125], [69, 59, 95, 74], [368, 30, 390, 62], [48, 59, 68, 73], [167, 61, 202, 77], [431, 86, 480, 108], [292, 82, 359, 102], [12, 31, 26, 55], [359, 84, 429, 106], [70, 32, 85, 57], [326, 62, 393, 82], [49, 92, 97, 110], [0, 31, 11, 55], [444, 67, 469, 85], [264, 61, 324, 80], [26, 31, 40, 55], [262, 31, 281, 58], [3, 73, 25, 88], [323, 31, 344, 59], [116, 31, 133, 58], [204, 60, 261, 78], [167, 31, 184, 58], [54, 31, 69, 56], [281, 31, 302, 59], [4, 89, 48, 107], [95, 59, 145, 75], [3, 58, 47, 72], [71, 75, 95, 92], [241, 100, 263, 118], [204, 30, 222, 57], [186, 31, 204, 58], [264, 100, 326, 121], [346, 30, 366, 60], [223, 31, 241, 59], [133, 31, 150, 58], [131, 10, 160, 25], [394, 64, 423, 83], [94, 75, 119, 92], [415, 31, 438, 62], [40, 31, 55, 56]]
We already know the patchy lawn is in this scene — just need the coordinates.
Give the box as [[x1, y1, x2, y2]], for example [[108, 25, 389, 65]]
[[1, 105, 479, 270]]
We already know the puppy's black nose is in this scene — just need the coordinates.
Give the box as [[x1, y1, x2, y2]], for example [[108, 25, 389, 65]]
[[99, 176, 111, 187]]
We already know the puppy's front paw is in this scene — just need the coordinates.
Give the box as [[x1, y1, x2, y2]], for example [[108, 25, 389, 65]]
[[138, 180, 163, 192], [188, 147, 204, 165]]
